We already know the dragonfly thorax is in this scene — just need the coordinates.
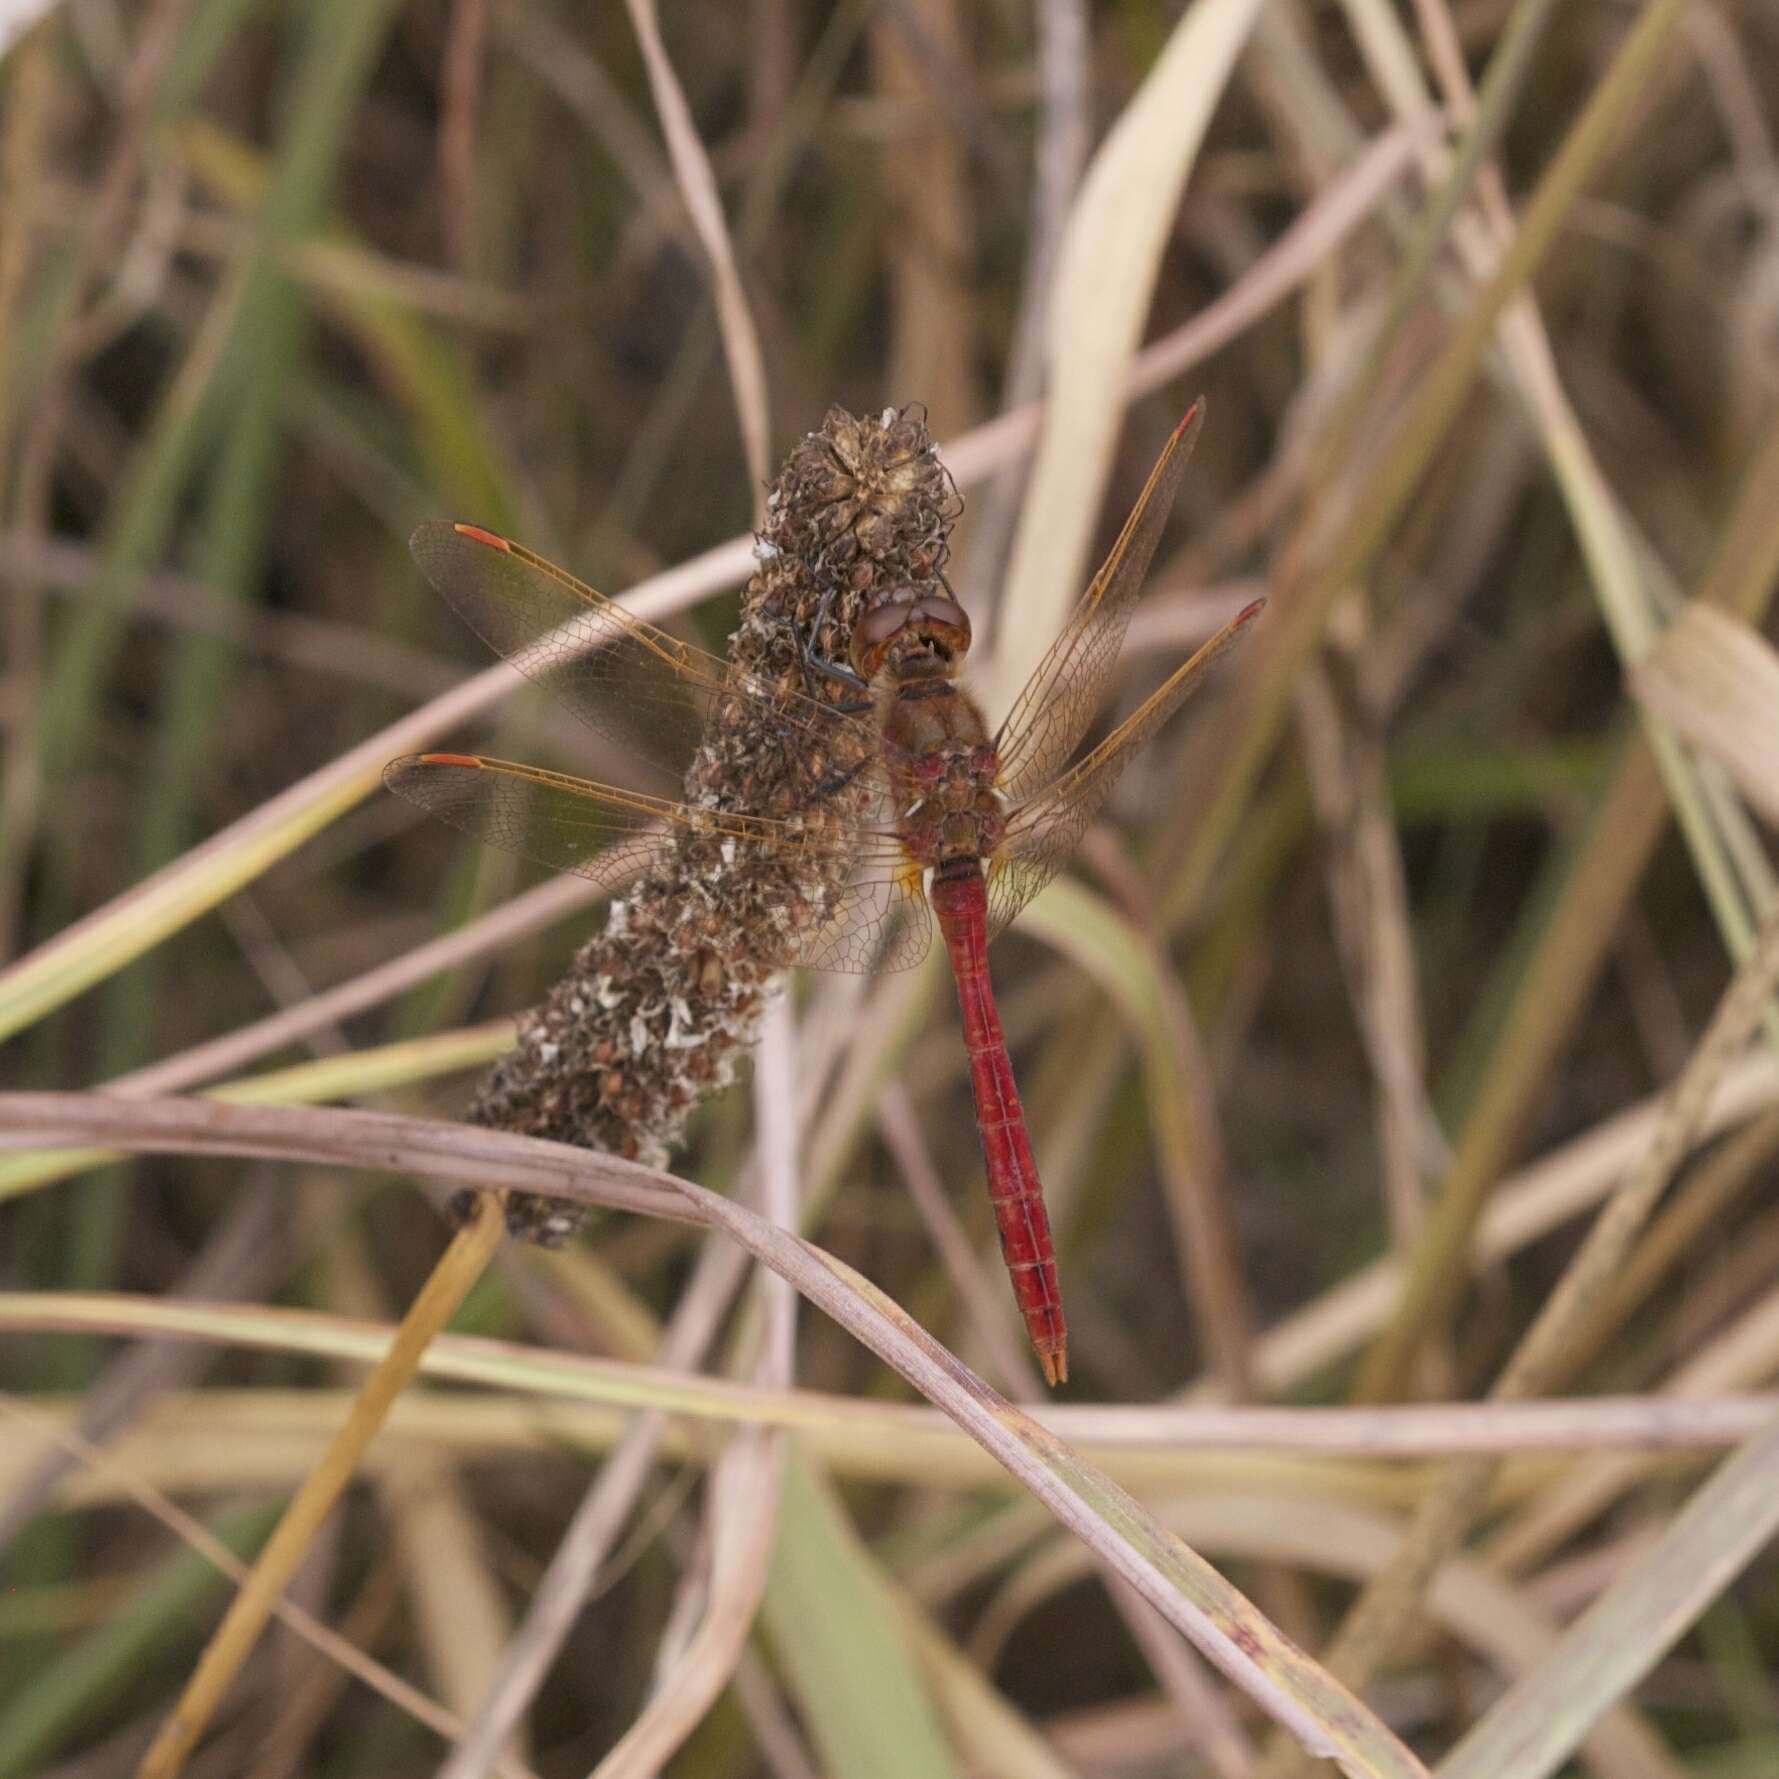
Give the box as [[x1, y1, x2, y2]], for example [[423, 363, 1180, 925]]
[[881, 676, 1006, 869]]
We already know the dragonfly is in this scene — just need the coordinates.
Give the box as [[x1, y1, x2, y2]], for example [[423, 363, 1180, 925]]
[[387, 403, 1261, 1386]]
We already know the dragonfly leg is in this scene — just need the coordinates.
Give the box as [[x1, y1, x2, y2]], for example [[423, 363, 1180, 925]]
[[790, 578, 871, 703], [812, 752, 875, 799]]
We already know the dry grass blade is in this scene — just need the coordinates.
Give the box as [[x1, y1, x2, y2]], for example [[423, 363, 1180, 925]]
[[957, 0, 1087, 603], [1247, 1043, 1779, 1396], [1632, 605, 1779, 828], [1019, 879, 1258, 1395], [0, 1022, 518, 1207], [590, 998, 800, 1776], [1289, 893, 1779, 1755], [1332, 0, 1703, 1402], [596, 1431, 788, 1778], [1297, 665, 1440, 1248], [0, 5, 59, 61], [0, 127, 1417, 1052], [943, 117, 1432, 491], [878, 1083, 1041, 1393], [0, 542, 750, 1047], [8, 1287, 1779, 1461], [20, 0, 1779, 1760], [0, 1089, 1421, 1778], [1437, 1403, 1779, 1779], [762, 1452, 960, 1779], [992, 0, 1266, 710], [0, 1095, 696, 1220], [568, 1196, 1426, 1772], [0, 1181, 284, 1555], [753, 991, 802, 1368], [1015, 1490, 1683, 1779], [436, 1412, 677, 1779], [437, 0, 487, 268], [1106, 1570, 1259, 1779], [434, 1231, 751, 1777], [0, 1398, 541, 1779], [868, 0, 978, 434], [622, 0, 772, 504], [1485, 1286, 1779, 1576], [134, 1193, 503, 1779]]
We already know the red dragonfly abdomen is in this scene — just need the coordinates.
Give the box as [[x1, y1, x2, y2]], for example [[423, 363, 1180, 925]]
[[928, 862, 1069, 1386]]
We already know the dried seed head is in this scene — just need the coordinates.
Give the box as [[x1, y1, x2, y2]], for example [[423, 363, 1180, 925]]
[[469, 405, 957, 1242]]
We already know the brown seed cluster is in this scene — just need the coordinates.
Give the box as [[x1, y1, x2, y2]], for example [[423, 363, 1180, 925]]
[[467, 405, 959, 1242]]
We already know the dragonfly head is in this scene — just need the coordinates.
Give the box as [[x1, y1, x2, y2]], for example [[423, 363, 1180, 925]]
[[850, 589, 972, 682]]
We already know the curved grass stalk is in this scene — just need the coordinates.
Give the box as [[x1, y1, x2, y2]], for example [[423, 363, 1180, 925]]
[[0, 1087, 1423, 1778]]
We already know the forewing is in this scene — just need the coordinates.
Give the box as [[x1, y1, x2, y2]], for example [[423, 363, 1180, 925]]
[[385, 752, 855, 889], [386, 751, 929, 970], [985, 598, 1264, 941], [993, 402, 1205, 805], [409, 522, 881, 785]]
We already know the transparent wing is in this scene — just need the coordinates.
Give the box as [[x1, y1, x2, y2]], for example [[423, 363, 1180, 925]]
[[384, 752, 930, 971], [386, 752, 744, 888], [985, 598, 1264, 941], [993, 402, 1205, 805], [799, 869, 933, 974], [409, 521, 885, 786]]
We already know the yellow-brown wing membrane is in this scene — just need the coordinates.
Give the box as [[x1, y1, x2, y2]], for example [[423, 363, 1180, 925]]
[[992, 402, 1205, 806], [984, 598, 1263, 942], [408, 522, 883, 789], [383, 752, 929, 973]]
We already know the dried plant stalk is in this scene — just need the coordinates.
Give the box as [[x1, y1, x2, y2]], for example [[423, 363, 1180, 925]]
[[469, 407, 958, 1240]]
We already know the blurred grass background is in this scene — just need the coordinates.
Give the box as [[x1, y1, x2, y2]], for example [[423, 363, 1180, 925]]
[[4, 0, 1779, 1774]]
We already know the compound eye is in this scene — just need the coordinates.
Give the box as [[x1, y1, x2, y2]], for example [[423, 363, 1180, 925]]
[[847, 587, 973, 676], [905, 594, 971, 658], [849, 599, 915, 677]]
